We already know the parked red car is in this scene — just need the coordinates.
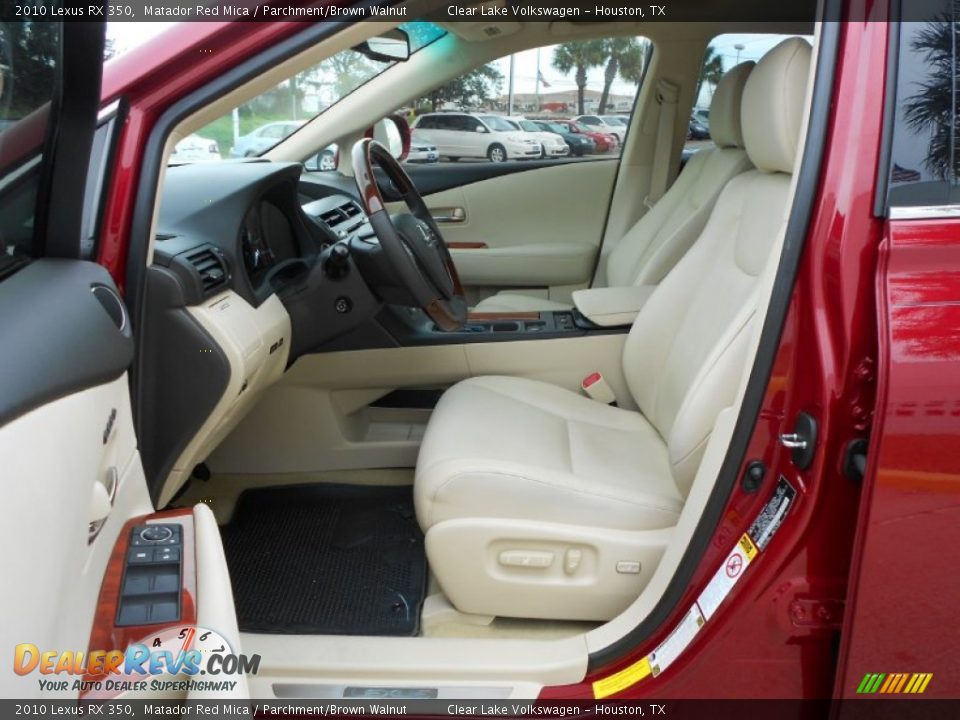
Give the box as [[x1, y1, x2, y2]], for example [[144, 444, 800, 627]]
[[3, 1, 960, 712], [553, 119, 619, 153]]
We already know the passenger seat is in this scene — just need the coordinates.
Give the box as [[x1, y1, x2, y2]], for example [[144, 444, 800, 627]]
[[474, 61, 757, 313]]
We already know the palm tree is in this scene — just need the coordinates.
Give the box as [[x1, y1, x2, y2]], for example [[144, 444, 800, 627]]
[[695, 46, 725, 106], [552, 41, 605, 115], [597, 38, 645, 113], [902, 15, 960, 180], [619, 39, 649, 88]]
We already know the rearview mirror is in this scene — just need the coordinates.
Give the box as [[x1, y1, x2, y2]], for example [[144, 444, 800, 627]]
[[353, 28, 410, 63]]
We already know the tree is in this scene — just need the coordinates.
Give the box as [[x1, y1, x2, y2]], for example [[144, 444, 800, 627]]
[[597, 38, 645, 114], [619, 39, 648, 88], [3, 22, 58, 118], [552, 41, 605, 115], [902, 16, 960, 180], [421, 64, 503, 112], [695, 46, 725, 106]]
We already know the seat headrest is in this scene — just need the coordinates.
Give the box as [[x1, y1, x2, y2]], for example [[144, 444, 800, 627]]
[[709, 62, 755, 148], [741, 37, 812, 173]]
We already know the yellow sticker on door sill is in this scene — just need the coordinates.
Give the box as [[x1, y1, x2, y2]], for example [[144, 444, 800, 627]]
[[592, 655, 652, 699]]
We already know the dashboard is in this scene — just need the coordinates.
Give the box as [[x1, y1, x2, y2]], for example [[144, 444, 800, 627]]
[[153, 161, 367, 307], [143, 160, 382, 507]]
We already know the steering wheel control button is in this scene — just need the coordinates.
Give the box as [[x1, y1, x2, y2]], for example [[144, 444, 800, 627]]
[[616, 560, 642, 575], [139, 525, 173, 543], [564, 549, 583, 575], [334, 296, 353, 314], [499, 549, 554, 568]]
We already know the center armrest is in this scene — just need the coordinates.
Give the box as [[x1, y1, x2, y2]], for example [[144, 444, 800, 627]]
[[572, 285, 657, 327]]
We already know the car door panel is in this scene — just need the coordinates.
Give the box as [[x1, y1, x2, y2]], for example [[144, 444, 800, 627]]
[[0, 262, 149, 698], [0, 260, 134, 425], [390, 160, 618, 295]]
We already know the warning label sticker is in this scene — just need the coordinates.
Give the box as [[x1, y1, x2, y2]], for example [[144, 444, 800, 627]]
[[648, 604, 705, 677], [696, 534, 758, 621], [748, 475, 797, 550]]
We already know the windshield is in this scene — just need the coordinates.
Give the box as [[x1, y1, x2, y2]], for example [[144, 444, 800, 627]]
[[178, 22, 446, 163], [602, 116, 627, 125], [543, 123, 568, 134], [480, 115, 517, 132], [518, 120, 540, 132]]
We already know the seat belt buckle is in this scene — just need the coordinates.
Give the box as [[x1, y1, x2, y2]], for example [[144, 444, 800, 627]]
[[581, 372, 617, 405], [642, 195, 656, 210]]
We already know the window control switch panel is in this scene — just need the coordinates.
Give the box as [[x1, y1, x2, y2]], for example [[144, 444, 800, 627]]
[[116, 524, 183, 626]]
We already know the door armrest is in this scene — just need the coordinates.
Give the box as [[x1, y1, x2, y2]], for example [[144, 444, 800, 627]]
[[572, 285, 657, 327]]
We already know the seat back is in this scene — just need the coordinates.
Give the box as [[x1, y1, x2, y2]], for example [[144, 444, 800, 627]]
[[604, 61, 756, 289], [622, 37, 813, 496]]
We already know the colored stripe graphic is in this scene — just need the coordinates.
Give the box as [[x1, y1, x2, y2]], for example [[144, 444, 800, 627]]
[[857, 672, 932, 694]]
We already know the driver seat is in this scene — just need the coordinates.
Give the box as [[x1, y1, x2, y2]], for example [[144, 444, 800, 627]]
[[414, 38, 812, 622]]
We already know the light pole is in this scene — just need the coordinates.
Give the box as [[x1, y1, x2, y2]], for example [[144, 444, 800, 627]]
[[734, 43, 745, 65]]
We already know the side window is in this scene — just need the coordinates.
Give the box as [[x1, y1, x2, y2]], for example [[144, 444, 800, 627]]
[[0, 21, 59, 277], [452, 115, 474, 132], [887, 13, 960, 209], [411, 38, 649, 162]]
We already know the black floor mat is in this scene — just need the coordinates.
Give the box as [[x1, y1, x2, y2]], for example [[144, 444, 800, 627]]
[[220, 484, 427, 636]]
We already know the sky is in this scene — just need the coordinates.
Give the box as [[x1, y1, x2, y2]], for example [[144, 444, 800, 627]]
[[106, 24, 794, 107]]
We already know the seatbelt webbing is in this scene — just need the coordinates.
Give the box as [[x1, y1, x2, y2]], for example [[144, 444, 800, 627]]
[[645, 78, 680, 209]]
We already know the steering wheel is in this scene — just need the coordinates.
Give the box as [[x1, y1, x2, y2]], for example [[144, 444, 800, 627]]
[[352, 138, 467, 331]]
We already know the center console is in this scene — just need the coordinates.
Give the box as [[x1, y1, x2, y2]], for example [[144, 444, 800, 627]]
[[376, 306, 624, 347]]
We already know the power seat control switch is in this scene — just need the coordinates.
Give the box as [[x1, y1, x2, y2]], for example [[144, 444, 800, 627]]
[[499, 550, 554, 568], [116, 524, 184, 627]]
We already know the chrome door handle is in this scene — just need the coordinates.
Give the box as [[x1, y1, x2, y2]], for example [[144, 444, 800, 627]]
[[431, 207, 466, 224], [779, 433, 809, 450]]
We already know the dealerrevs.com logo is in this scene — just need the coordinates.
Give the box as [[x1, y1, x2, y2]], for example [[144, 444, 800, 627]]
[[13, 626, 260, 696]]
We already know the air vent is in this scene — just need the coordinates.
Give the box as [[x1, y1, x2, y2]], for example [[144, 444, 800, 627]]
[[185, 247, 228, 295], [319, 208, 344, 224], [313, 198, 368, 239]]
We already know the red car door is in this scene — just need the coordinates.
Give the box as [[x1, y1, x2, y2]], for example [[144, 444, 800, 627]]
[[836, 7, 960, 700]]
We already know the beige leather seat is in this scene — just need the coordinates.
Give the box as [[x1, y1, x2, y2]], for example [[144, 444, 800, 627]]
[[474, 61, 756, 314], [415, 38, 812, 622]]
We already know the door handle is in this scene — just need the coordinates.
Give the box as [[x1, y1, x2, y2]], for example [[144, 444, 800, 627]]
[[431, 207, 466, 224], [88, 466, 118, 543]]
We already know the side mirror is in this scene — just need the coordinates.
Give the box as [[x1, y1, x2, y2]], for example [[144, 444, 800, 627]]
[[353, 28, 410, 63], [369, 115, 411, 160], [304, 144, 339, 172], [475, 125, 487, 133]]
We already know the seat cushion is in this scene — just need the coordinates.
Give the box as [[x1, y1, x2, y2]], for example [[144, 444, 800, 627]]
[[472, 293, 572, 313], [415, 376, 683, 533]]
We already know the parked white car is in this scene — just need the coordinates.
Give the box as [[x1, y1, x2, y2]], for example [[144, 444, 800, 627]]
[[230, 120, 305, 158], [405, 141, 439, 164], [505, 117, 570, 159], [573, 114, 626, 143], [169, 134, 222, 163], [412, 112, 541, 162]]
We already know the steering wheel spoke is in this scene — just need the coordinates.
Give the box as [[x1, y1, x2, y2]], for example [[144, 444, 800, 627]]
[[352, 138, 467, 331]]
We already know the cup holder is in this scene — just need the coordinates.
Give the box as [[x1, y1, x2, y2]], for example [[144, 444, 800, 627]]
[[491, 321, 521, 332]]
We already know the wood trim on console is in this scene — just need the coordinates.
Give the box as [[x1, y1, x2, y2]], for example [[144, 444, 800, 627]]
[[82, 508, 196, 694], [446, 242, 488, 249], [467, 311, 542, 321]]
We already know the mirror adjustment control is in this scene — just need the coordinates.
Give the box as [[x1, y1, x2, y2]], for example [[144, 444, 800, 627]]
[[139, 526, 173, 543]]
